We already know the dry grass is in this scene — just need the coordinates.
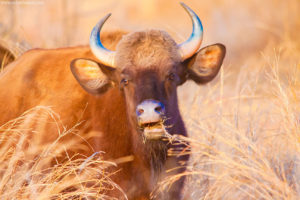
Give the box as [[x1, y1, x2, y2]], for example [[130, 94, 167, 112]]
[[0, 106, 127, 199], [162, 4, 300, 198], [0, 0, 300, 199], [160, 52, 300, 199], [0, 52, 8, 72]]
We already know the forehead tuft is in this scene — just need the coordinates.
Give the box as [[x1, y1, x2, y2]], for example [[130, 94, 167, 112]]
[[115, 30, 180, 70]]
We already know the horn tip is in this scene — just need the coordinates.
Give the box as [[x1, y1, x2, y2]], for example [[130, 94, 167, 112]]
[[179, 2, 186, 6], [180, 2, 189, 10], [104, 13, 112, 20]]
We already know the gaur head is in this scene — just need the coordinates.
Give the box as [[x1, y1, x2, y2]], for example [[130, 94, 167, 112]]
[[71, 3, 226, 141]]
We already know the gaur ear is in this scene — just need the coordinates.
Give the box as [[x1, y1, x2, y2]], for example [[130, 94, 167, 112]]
[[185, 44, 226, 84], [70, 58, 115, 95]]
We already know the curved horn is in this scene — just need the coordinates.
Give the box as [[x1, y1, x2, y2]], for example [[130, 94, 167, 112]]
[[90, 13, 116, 67], [178, 2, 203, 61]]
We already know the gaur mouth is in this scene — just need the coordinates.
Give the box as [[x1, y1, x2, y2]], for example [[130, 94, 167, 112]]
[[139, 121, 166, 140]]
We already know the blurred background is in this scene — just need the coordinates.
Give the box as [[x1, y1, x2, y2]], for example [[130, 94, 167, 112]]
[[0, 0, 299, 62]]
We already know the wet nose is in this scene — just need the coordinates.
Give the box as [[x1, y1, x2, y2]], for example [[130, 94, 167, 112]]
[[136, 99, 165, 124]]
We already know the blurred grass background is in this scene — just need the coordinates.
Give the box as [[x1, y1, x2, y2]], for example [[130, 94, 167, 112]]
[[0, 0, 300, 199], [1, 0, 298, 60]]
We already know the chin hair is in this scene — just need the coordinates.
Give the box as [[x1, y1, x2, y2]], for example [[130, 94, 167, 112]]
[[143, 139, 168, 173]]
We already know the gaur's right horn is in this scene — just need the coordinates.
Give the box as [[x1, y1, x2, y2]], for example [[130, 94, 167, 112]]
[[89, 13, 116, 68]]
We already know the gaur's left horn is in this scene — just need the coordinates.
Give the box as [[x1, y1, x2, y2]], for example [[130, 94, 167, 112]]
[[90, 13, 116, 68], [178, 2, 203, 60]]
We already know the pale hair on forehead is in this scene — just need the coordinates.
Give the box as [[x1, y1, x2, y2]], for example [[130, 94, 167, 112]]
[[115, 30, 181, 70]]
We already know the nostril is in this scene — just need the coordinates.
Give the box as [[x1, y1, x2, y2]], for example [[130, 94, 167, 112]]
[[137, 108, 144, 115], [155, 106, 162, 113], [136, 100, 165, 118]]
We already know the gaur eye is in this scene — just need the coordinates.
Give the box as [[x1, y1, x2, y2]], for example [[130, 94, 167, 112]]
[[168, 73, 175, 81], [121, 78, 129, 86]]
